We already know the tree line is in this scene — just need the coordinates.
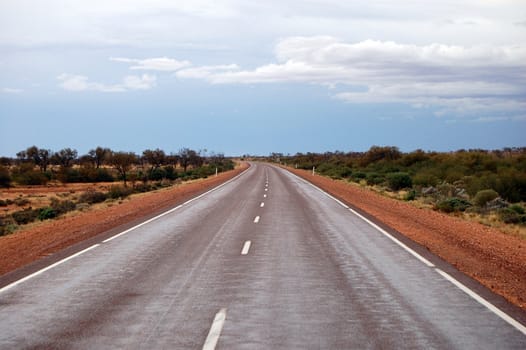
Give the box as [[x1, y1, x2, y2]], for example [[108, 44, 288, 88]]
[[270, 146, 526, 224], [0, 146, 234, 187]]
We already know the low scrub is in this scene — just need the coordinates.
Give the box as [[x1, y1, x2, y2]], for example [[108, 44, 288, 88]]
[[436, 198, 472, 213]]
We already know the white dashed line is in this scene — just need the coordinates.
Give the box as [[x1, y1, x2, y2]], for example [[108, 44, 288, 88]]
[[254, 216, 260, 223], [241, 240, 251, 255], [202, 308, 227, 350], [260, 202, 265, 207], [263, 194, 267, 198], [265, 188, 268, 192]]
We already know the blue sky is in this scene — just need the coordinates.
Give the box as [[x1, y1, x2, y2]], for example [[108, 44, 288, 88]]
[[1, 1, 525, 157]]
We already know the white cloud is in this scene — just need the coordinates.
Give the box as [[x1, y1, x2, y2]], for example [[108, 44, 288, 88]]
[[110, 57, 191, 71], [176, 36, 526, 119], [1, 87, 23, 94], [57, 73, 156, 92]]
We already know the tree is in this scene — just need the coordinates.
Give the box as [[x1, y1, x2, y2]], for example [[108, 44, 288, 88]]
[[15, 146, 51, 172], [110, 152, 137, 187], [178, 148, 193, 172], [88, 147, 111, 168], [52, 148, 78, 168], [142, 148, 166, 173]]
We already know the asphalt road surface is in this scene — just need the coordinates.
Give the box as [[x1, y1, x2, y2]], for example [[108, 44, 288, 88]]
[[1, 163, 525, 349]]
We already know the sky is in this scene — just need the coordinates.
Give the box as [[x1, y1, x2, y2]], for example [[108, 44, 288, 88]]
[[1, 0, 525, 157]]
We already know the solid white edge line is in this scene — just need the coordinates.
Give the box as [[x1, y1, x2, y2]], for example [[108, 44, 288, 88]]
[[283, 166, 526, 334], [348, 208, 435, 267], [435, 268, 526, 335], [254, 216, 260, 223], [241, 240, 251, 255], [0, 166, 251, 294], [103, 167, 249, 243], [0, 244, 100, 294], [202, 308, 227, 350]]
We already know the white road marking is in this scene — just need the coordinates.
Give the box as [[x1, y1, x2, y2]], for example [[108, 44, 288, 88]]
[[284, 167, 526, 336], [348, 208, 435, 267], [0, 244, 100, 294], [202, 308, 227, 350], [265, 188, 268, 192], [436, 269, 526, 335], [263, 194, 267, 198], [0, 167, 253, 294], [241, 240, 251, 255], [260, 202, 265, 207], [254, 216, 260, 223]]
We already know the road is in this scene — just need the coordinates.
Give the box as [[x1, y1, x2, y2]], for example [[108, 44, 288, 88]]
[[0, 163, 525, 349]]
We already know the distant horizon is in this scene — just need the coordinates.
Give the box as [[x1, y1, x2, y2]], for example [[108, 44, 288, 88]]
[[2, 144, 525, 160]]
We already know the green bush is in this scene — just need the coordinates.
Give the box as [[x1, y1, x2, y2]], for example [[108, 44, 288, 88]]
[[12, 168, 48, 185], [38, 207, 56, 221], [387, 172, 412, 191], [12, 208, 39, 225], [436, 198, 472, 213], [366, 172, 385, 186], [351, 172, 367, 181], [508, 204, 525, 215], [404, 189, 417, 201], [473, 189, 499, 207]]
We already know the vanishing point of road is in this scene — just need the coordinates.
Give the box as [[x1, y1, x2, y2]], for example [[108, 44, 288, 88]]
[[1, 163, 525, 349]]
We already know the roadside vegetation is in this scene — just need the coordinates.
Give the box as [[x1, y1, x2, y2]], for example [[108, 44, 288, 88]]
[[0, 146, 235, 236], [268, 147, 526, 235]]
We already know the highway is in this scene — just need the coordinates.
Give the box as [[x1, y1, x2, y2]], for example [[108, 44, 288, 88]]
[[0, 163, 525, 349]]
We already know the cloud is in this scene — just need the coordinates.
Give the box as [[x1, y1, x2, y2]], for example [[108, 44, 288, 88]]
[[176, 36, 526, 119], [57, 73, 156, 92], [110, 57, 191, 71], [1, 87, 23, 94]]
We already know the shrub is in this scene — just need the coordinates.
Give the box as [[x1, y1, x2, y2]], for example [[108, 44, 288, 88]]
[[164, 166, 178, 180], [351, 172, 367, 181], [413, 172, 439, 187], [108, 185, 133, 199], [508, 204, 525, 215], [50, 198, 76, 215], [12, 208, 39, 225], [404, 189, 417, 201], [0, 166, 11, 188], [498, 208, 523, 224], [473, 189, 499, 207], [436, 198, 472, 213], [14, 197, 31, 206], [38, 207, 56, 221], [149, 167, 166, 181], [78, 189, 107, 204], [366, 172, 385, 186], [387, 172, 412, 191], [12, 168, 48, 185]]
